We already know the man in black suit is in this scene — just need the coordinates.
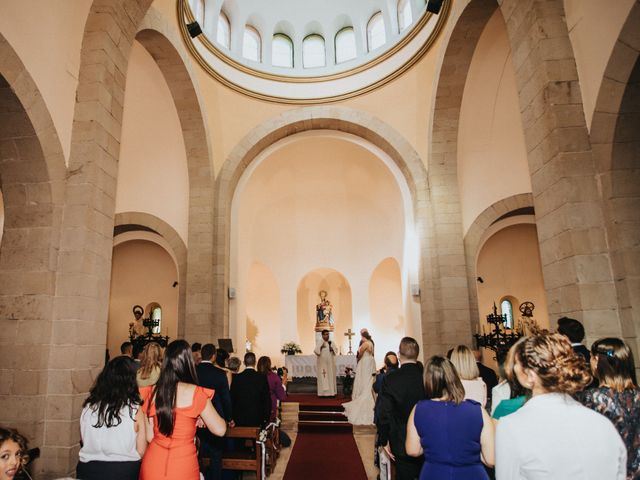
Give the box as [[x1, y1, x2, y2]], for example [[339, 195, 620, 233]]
[[197, 343, 232, 480], [376, 337, 426, 480], [473, 349, 498, 409], [557, 317, 591, 361], [230, 352, 271, 428]]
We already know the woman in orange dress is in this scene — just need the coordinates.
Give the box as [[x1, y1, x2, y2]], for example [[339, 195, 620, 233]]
[[140, 340, 227, 480]]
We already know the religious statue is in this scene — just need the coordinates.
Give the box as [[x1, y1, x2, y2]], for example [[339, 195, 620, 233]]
[[130, 305, 146, 337], [314, 329, 337, 397], [315, 290, 335, 332]]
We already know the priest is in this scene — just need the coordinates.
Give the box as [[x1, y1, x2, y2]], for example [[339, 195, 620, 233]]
[[314, 329, 337, 397]]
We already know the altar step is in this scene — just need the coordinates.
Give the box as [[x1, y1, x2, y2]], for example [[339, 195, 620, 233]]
[[298, 410, 348, 422]]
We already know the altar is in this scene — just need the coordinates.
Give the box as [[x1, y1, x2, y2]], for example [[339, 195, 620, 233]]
[[285, 354, 357, 378]]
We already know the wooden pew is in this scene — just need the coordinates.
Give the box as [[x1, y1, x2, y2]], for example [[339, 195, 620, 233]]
[[221, 426, 264, 479]]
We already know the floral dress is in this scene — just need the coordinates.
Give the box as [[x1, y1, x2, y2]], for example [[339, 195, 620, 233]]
[[578, 387, 640, 480]]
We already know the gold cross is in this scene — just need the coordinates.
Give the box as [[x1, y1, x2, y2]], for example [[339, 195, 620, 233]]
[[344, 328, 355, 355]]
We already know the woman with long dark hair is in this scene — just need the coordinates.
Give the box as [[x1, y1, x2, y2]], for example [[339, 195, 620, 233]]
[[578, 338, 639, 479], [257, 356, 287, 421], [77, 356, 146, 480], [139, 340, 226, 480]]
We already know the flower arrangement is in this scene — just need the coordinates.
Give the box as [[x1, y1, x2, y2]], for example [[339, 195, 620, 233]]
[[281, 341, 302, 355]]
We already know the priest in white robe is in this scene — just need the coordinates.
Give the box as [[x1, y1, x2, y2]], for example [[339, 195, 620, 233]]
[[314, 329, 337, 397]]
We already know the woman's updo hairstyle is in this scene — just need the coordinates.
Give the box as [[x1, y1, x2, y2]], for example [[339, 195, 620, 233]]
[[515, 333, 591, 394]]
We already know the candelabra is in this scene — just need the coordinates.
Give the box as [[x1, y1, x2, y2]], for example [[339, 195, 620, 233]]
[[474, 302, 524, 360]]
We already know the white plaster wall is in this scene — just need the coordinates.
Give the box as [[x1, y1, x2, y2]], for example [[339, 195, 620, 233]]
[[232, 134, 407, 365], [116, 41, 190, 245], [0, 0, 92, 163], [457, 10, 531, 234], [564, 0, 636, 129]]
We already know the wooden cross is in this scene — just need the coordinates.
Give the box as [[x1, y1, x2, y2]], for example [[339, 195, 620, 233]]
[[344, 328, 355, 355]]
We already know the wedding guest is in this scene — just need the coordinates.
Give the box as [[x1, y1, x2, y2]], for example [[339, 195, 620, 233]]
[[230, 352, 271, 428], [0, 428, 29, 480], [120, 342, 133, 357], [257, 356, 287, 422], [77, 356, 146, 480], [377, 337, 425, 480], [227, 357, 241, 377], [496, 333, 626, 480], [473, 349, 498, 408], [578, 338, 639, 479], [196, 343, 232, 480], [490, 351, 510, 416], [450, 345, 487, 406], [492, 339, 529, 420], [140, 340, 226, 480], [215, 348, 233, 386], [406, 356, 494, 479], [557, 317, 590, 362], [137, 342, 163, 387], [191, 343, 202, 366]]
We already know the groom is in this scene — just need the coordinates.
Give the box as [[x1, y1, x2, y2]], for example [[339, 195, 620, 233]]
[[314, 329, 337, 397]]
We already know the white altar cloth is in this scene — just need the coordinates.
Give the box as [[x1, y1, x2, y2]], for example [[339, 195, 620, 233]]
[[285, 354, 357, 378]]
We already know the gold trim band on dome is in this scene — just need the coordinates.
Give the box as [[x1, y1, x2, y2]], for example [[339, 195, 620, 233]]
[[177, 0, 450, 104]]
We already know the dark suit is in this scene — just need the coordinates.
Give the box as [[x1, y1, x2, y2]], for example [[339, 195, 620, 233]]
[[477, 361, 498, 408], [230, 368, 271, 427], [377, 362, 425, 480], [196, 361, 232, 480]]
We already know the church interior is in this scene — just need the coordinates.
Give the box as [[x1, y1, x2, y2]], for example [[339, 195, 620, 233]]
[[0, 0, 639, 477]]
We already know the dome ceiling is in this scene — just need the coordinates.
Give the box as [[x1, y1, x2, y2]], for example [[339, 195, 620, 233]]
[[179, 0, 450, 103]]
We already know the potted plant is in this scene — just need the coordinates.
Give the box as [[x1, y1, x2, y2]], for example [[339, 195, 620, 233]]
[[280, 341, 302, 355]]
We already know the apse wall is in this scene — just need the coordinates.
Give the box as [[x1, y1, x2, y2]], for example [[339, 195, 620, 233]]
[[476, 224, 549, 330], [107, 240, 179, 358], [116, 41, 190, 244], [232, 133, 406, 362], [457, 10, 531, 234]]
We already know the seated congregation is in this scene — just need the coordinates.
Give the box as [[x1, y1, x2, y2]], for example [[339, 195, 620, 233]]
[[1, 317, 638, 480]]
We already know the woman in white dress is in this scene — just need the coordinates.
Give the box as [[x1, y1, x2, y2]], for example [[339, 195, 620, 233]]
[[343, 329, 377, 425]]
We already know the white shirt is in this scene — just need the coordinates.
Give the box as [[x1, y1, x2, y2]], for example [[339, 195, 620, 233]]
[[461, 377, 487, 406], [496, 393, 626, 480], [79, 404, 140, 463], [491, 381, 511, 415]]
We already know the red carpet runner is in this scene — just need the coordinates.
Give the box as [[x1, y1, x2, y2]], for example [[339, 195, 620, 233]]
[[283, 395, 368, 480]]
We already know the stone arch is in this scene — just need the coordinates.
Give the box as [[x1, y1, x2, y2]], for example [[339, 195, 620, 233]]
[[213, 106, 446, 353], [431, 0, 620, 339], [0, 33, 68, 473], [113, 212, 188, 334], [463, 193, 535, 328], [590, 2, 640, 359], [134, 10, 215, 343]]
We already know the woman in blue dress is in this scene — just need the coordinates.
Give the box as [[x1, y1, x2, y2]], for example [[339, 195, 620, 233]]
[[406, 355, 495, 479]]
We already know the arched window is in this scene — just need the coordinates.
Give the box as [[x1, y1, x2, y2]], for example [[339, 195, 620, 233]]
[[243, 26, 261, 62], [335, 27, 357, 64], [303, 35, 326, 68], [146, 303, 162, 334], [217, 11, 231, 49], [500, 299, 514, 329], [272, 34, 294, 68], [367, 12, 386, 51], [191, 0, 205, 25], [398, 0, 413, 32]]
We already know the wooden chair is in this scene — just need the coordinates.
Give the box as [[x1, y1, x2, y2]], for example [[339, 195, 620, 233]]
[[221, 426, 264, 479]]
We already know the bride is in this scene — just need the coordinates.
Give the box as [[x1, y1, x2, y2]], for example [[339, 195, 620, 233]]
[[343, 329, 377, 425]]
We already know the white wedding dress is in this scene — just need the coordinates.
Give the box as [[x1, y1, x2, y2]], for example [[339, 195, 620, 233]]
[[343, 343, 376, 425]]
